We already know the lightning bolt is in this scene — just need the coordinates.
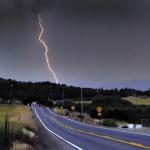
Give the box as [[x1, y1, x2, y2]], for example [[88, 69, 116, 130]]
[[38, 14, 59, 84]]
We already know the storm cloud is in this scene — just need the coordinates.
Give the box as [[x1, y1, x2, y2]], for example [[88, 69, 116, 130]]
[[0, 0, 149, 19], [0, 0, 150, 89]]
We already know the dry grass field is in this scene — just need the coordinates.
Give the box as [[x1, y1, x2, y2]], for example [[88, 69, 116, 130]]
[[0, 105, 37, 150], [0, 105, 36, 128], [123, 96, 150, 105]]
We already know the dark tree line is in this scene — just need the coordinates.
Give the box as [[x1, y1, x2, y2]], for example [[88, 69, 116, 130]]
[[87, 96, 150, 123], [98, 88, 150, 97], [0, 77, 150, 105], [0, 78, 97, 104]]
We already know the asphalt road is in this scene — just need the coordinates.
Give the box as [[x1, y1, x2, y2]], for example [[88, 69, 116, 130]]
[[32, 104, 150, 150]]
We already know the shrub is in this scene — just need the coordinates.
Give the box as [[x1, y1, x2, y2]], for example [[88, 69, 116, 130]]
[[102, 119, 118, 127], [121, 125, 128, 128]]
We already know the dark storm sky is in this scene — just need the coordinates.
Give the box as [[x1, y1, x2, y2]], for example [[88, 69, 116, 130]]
[[0, 0, 150, 88]]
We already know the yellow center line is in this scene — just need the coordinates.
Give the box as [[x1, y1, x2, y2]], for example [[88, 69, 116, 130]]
[[51, 117, 150, 149]]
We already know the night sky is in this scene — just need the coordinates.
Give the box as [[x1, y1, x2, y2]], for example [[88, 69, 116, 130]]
[[0, 0, 150, 90]]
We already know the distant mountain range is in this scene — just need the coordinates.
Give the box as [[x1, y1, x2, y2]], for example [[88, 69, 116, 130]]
[[103, 80, 150, 91]]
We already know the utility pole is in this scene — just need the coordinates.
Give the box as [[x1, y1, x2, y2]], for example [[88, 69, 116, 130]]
[[80, 84, 84, 121], [49, 85, 53, 100], [48, 97, 49, 106], [9, 83, 13, 104], [10, 83, 13, 98], [62, 91, 64, 100], [62, 90, 64, 107]]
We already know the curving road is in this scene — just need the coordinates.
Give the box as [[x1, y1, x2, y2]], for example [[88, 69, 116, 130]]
[[32, 104, 150, 150]]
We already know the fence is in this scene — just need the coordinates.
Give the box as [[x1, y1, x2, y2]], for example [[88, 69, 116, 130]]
[[0, 114, 13, 150]]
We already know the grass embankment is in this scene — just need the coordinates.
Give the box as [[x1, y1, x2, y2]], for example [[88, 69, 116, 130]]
[[0, 105, 36, 150], [123, 96, 150, 105]]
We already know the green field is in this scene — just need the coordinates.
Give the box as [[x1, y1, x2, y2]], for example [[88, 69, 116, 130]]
[[123, 96, 150, 105]]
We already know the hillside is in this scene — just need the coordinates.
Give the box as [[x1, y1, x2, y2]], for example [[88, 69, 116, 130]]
[[0, 77, 150, 104]]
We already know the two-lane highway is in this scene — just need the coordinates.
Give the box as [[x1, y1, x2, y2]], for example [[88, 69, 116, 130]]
[[32, 104, 150, 150]]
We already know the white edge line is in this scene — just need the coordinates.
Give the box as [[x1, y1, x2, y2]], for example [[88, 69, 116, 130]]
[[33, 107, 83, 150], [47, 108, 150, 137]]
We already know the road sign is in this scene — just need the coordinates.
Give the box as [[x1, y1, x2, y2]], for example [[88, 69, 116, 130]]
[[97, 112, 102, 116], [96, 106, 103, 113], [71, 106, 75, 111]]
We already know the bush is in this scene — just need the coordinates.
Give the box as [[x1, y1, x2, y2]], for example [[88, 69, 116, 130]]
[[91, 96, 134, 109], [88, 107, 97, 118], [121, 125, 128, 128], [102, 119, 118, 127]]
